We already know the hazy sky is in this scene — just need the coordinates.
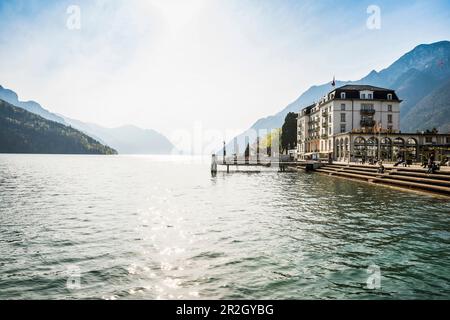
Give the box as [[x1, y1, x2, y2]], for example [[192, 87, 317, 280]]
[[1, 0, 450, 150]]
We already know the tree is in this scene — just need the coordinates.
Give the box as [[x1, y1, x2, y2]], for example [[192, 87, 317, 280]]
[[281, 112, 298, 153], [425, 128, 439, 134], [259, 129, 281, 156]]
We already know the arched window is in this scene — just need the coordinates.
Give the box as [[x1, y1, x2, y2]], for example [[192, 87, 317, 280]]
[[353, 137, 366, 159], [354, 137, 366, 145], [366, 137, 378, 158], [367, 137, 378, 145], [393, 137, 405, 159], [406, 138, 418, 160], [393, 137, 405, 146], [380, 138, 392, 161], [336, 140, 340, 158]]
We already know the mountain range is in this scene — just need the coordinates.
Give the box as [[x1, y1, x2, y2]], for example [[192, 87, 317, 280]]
[[0, 85, 176, 155], [2, 40, 449, 155], [226, 40, 450, 152]]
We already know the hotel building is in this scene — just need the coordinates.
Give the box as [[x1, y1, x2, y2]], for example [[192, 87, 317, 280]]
[[297, 85, 450, 162]]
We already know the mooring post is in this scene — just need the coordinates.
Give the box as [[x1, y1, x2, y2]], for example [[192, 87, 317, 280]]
[[234, 137, 238, 165], [223, 141, 226, 164], [257, 136, 260, 164], [211, 154, 217, 175], [245, 136, 249, 165]]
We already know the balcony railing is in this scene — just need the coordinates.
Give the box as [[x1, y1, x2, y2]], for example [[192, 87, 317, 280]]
[[322, 122, 328, 127], [360, 119, 376, 127], [321, 134, 329, 139], [360, 109, 375, 115]]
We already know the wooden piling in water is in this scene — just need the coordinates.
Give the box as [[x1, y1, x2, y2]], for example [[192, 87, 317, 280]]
[[211, 154, 217, 174]]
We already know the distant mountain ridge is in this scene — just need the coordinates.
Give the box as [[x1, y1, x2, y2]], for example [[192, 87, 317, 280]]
[[402, 78, 450, 133], [61, 117, 176, 155], [0, 85, 66, 124], [226, 40, 450, 152], [0, 85, 176, 154], [0, 99, 117, 154]]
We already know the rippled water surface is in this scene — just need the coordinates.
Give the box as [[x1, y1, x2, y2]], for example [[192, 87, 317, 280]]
[[0, 155, 449, 300]]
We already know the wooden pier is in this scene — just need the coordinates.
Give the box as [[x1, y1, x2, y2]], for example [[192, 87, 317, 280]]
[[211, 155, 296, 173]]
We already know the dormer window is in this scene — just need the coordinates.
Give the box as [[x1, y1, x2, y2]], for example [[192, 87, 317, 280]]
[[387, 94, 393, 100], [360, 91, 374, 100], [341, 92, 346, 99]]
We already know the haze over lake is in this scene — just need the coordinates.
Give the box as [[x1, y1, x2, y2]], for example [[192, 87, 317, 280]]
[[0, 155, 449, 299]]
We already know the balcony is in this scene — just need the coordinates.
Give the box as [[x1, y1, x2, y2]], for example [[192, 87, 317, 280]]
[[360, 108, 375, 115], [360, 119, 376, 127], [322, 122, 328, 128], [322, 110, 328, 117], [321, 134, 329, 139]]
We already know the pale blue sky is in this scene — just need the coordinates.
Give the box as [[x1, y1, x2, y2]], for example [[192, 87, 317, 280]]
[[1, 0, 450, 149]]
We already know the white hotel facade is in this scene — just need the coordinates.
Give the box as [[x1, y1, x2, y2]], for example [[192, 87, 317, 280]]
[[297, 85, 450, 162]]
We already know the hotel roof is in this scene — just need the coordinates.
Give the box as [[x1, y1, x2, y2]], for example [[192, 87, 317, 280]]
[[334, 85, 395, 92]]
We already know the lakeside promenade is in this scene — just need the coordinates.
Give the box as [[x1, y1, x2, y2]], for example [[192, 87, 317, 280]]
[[332, 161, 450, 172]]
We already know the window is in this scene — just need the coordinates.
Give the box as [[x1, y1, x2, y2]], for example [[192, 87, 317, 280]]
[[368, 93, 373, 99], [340, 113, 346, 122], [341, 92, 346, 99], [341, 104, 346, 111], [387, 94, 393, 100], [340, 124, 346, 133], [388, 114, 393, 123], [329, 115, 332, 123], [426, 137, 433, 143], [447, 137, 450, 144], [329, 127, 332, 135], [361, 93, 366, 99], [388, 105, 392, 112], [361, 103, 374, 111]]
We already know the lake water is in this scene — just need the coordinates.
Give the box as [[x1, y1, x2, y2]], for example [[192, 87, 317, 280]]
[[0, 154, 449, 300]]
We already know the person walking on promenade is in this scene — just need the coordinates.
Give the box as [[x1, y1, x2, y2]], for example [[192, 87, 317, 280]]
[[394, 152, 404, 167], [421, 154, 428, 168], [427, 152, 436, 174], [377, 161, 385, 174]]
